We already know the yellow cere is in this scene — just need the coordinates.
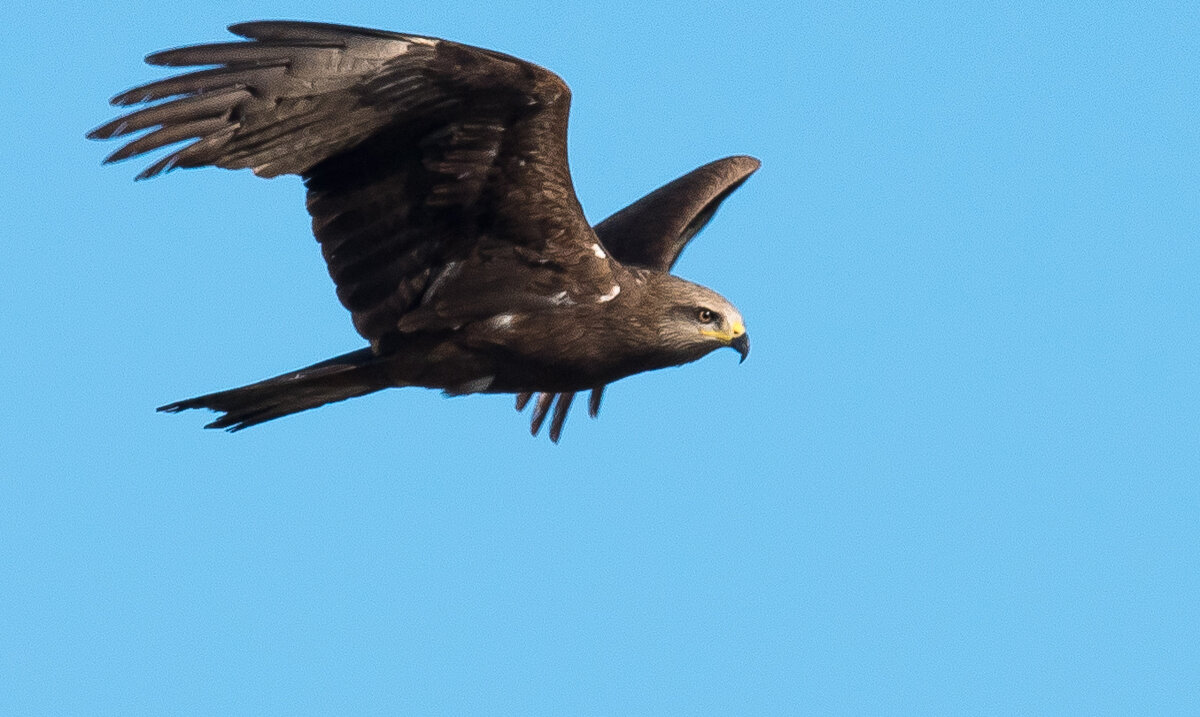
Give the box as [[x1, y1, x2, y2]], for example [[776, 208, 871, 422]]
[[700, 321, 745, 343]]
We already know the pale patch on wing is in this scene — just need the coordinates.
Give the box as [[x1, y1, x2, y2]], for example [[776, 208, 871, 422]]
[[488, 313, 516, 330], [597, 284, 621, 303], [549, 290, 575, 306], [591, 243, 607, 259], [444, 375, 494, 395]]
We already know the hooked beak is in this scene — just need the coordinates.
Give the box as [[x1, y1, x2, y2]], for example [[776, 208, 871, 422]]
[[730, 332, 750, 363]]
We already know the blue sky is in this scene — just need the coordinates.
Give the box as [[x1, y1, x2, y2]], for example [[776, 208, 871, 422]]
[[3, 1, 1198, 714]]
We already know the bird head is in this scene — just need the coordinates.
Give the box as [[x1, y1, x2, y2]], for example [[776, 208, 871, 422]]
[[649, 276, 749, 363]]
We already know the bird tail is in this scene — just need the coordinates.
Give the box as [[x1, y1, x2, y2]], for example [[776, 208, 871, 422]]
[[158, 348, 391, 431]]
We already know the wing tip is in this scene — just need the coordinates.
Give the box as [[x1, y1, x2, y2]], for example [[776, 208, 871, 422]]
[[143, 47, 199, 67], [226, 19, 408, 42], [715, 154, 762, 179], [158, 398, 255, 431], [85, 123, 118, 141], [226, 20, 281, 39], [109, 87, 154, 107]]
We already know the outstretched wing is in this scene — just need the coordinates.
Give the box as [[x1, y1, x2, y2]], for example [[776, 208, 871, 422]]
[[516, 155, 760, 441], [594, 155, 760, 270], [89, 21, 595, 346]]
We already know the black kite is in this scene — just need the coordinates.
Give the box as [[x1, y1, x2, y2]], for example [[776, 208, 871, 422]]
[[90, 21, 759, 441]]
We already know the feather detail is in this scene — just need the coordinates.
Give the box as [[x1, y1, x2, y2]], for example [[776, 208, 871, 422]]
[[529, 393, 555, 436], [548, 392, 575, 443]]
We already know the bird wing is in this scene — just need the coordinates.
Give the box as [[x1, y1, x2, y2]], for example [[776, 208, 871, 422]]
[[90, 21, 598, 346], [515, 155, 760, 441], [593, 155, 760, 270]]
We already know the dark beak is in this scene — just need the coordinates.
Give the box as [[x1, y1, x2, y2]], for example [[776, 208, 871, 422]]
[[730, 333, 750, 363]]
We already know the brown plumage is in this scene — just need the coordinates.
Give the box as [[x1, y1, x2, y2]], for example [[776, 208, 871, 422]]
[[89, 21, 758, 441]]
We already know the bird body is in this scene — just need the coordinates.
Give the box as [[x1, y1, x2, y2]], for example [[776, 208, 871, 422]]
[[91, 21, 758, 440]]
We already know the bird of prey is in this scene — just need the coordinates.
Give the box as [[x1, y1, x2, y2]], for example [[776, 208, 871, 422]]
[[89, 21, 758, 441]]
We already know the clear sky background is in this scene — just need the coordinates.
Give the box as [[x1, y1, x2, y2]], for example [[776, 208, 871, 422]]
[[3, 1, 1198, 714]]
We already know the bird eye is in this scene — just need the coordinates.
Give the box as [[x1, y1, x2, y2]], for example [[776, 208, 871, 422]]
[[697, 308, 718, 324]]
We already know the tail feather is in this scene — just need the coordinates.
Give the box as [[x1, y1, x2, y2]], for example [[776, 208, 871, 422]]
[[158, 348, 389, 431]]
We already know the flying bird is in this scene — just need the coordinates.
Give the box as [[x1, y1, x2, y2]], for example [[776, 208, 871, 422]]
[[89, 21, 758, 441]]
